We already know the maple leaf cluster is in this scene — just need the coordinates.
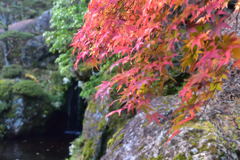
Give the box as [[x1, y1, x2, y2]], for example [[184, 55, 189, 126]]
[[72, 0, 240, 138]]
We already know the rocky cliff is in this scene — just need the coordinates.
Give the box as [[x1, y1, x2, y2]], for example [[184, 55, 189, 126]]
[[68, 11, 240, 160], [0, 10, 66, 138], [68, 69, 240, 160], [0, 10, 56, 68]]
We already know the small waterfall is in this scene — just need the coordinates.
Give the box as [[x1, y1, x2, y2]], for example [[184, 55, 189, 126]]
[[65, 80, 87, 135]]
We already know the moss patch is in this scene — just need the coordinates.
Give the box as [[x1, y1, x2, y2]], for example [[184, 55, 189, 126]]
[[0, 80, 14, 100], [0, 101, 9, 113], [173, 153, 187, 160], [0, 124, 6, 139], [1, 64, 23, 78], [69, 137, 95, 160], [12, 80, 46, 98], [97, 119, 107, 131], [186, 121, 216, 132], [107, 132, 124, 148], [0, 31, 34, 41], [82, 139, 95, 159], [141, 155, 164, 160]]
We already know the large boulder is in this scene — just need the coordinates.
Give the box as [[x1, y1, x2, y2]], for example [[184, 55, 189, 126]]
[[0, 10, 55, 68], [0, 79, 53, 137], [21, 35, 56, 68], [101, 70, 240, 160], [4, 10, 51, 34], [0, 66, 66, 138], [68, 97, 133, 160], [68, 99, 110, 160]]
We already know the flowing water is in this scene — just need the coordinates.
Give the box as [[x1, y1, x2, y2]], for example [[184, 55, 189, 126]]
[[0, 135, 74, 160]]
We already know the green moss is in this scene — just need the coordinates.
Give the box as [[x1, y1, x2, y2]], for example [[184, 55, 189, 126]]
[[235, 117, 240, 129], [0, 31, 34, 41], [1, 64, 23, 78], [97, 119, 107, 131], [0, 80, 14, 100], [184, 121, 218, 148], [150, 155, 164, 160], [82, 139, 94, 160], [0, 101, 9, 113], [107, 128, 124, 148], [12, 80, 46, 98], [141, 155, 164, 160], [173, 153, 187, 160], [69, 136, 95, 160], [86, 100, 97, 113], [0, 124, 6, 139], [50, 71, 63, 85], [199, 143, 218, 154], [189, 121, 215, 132]]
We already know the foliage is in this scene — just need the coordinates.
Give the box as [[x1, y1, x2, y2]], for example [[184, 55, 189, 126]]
[[68, 137, 94, 160], [44, 0, 87, 78], [0, 101, 9, 114], [47, 71, 67, 108], [80, 57, 117, 99], [0, 31, 33, 41], [0, 80, 13, 100], [12, 80, 46, 98], [72, 0, 240, 139], [1, 64, 23, 78]]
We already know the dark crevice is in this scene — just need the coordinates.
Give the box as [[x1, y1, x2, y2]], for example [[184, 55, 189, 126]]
[[65, 80, 87, 134], [95, 125, 110, 160]]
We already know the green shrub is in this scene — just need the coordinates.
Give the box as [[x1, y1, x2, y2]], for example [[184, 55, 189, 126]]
[[0, 101, 9, 113], [44, 0, 87, 78], [0, 80, 13, 100], [1, 64, 23, 78], [12, 80, 46, 98], [0, 31, 34, 41]]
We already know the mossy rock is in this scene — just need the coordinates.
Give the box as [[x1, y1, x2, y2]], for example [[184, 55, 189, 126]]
[[68, 137, 95, 160], [1, 64, 23, 78], [0, 101, 9, 114], [0, 124, 6, 139], [141, 155, 164, 160], [12, 80, 46, 98], [107, 131, 124, 148], [0, 80, 14, 100], [0, 31, 34, 41], [82, 139, 95, 159], [173, 154, 188, 160]]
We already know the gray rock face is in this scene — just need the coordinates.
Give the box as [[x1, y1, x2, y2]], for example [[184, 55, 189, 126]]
[[34, 10, 51, 34], [101, 69, 240, 160], [3, 10, 51, 34], [21, 35, 56, 68], [0, 10, 55, 68], [19, 10, 55, 68], [81, 99, 110, 159], [2, 94, 53, 137], [5, 97, 24, 135]]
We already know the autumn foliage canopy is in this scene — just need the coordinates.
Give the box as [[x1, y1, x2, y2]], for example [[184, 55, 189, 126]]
[[72, 0, 240, 137]]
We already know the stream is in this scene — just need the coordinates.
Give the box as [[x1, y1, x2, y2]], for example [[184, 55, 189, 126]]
[[0, 135, 74, 160]]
